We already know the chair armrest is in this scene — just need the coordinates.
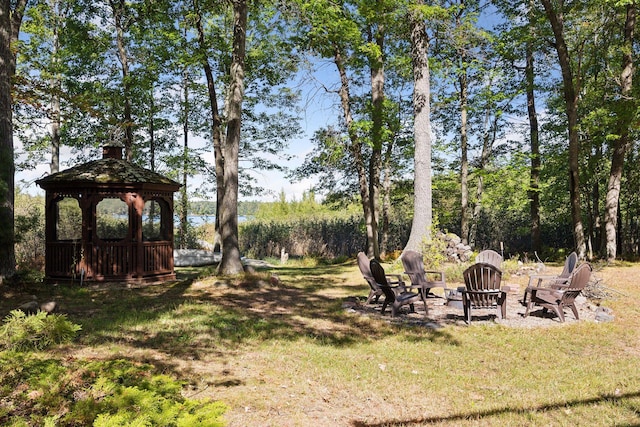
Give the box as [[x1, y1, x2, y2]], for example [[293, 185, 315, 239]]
[[462, 289, 503, 295], [424, 270, 445, 283], [528, 286, 563, 298], [385, 274, 405, 286], [528, 274, 570, 288], [527, 274, 555, 287]]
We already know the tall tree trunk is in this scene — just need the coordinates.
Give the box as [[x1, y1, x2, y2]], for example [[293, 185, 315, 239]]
[[110, 0, 134, 160], [50, 3, 60, 174], [368, 27, 384, 260], [525, 17, 541, 254], [469, 106, 497, 248], [541, 0, 587, 259], [333, 46, 376, 257], [380, 139, 392, 256], [604, 2, 635, 261], [180, 70, 189, 249], [404, 0, 433, 253], [469, 67, 503, 248], [0, 0, 27, 278], [218, 0, 246, 275], [459, 67, 469, 244], [194, 2, 223, 253]]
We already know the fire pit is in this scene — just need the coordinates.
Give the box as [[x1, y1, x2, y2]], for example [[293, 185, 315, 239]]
[[445, 286, 466, 309]]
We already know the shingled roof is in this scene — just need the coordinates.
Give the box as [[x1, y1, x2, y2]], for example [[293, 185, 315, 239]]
[[37, 157, 180, 190]]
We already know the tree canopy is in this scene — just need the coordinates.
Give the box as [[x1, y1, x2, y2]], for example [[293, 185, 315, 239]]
[[2, 0, 639, 271]]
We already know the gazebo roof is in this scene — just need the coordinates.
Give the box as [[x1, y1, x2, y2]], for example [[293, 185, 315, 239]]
[[37, 157, 181, 191]]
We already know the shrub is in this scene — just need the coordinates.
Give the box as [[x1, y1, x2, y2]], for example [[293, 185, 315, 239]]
[[0, 310, 82, 351], [0, 355, 226, 426]]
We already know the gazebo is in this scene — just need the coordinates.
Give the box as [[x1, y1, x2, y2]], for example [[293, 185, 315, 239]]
[[36, 145, 181, 283]]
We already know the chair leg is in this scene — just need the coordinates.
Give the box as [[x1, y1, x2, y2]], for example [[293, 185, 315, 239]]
[[463, 300, 471, 324], [391, 303, 399, 317], [381, 300, 388, 315], [524, 300, 533, 318], [420, 296, 428, 317], [568, 303, 580, 320], [550, 305, 564, 322], [366, 290, 375, 304], [498, 300, 506, 320]]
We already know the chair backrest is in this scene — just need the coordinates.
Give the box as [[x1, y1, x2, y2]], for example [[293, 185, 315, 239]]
[[357, 252, 372, 277], [561, 262, 592, 303], [464, 262, 502, 291], [559, 252, 579, 278], [475, 250, 503, 269], [401, 250, 424, 273], [401, 250, 428, 286], [369, 259, 396, 302]]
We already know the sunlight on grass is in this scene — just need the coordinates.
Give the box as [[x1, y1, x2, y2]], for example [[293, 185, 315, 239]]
[[2, 260, 640, 425]]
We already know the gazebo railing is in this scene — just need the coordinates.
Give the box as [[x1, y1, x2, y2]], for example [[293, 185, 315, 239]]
[[141, 241, 173, 275], [46, 240, 173, 281], [46, 241, 83, 279]]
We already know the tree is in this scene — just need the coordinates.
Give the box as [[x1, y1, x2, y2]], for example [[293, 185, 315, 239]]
[[295, 0, 415, 259], [540, 0, 587, 259], [217, 0, 247, 275], [404, 0, 435, 252], [603, 0, 636, 261], [0, 0, 28, 277]]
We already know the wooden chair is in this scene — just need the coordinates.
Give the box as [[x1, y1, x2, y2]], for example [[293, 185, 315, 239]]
[[461, 262, 506, 323], [524, 263, 592, 322], [369, 259, 427, 317], [522, 251, 578, 305], [475, 249, 503, 269], [400, 250, 448, 299], [357, 252, 405, 304]]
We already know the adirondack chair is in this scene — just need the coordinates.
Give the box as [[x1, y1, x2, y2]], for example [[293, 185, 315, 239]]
[[369, 259, 427, 317], [357, 252, 405, 304], [461, 262, 506, 323], [475, 249, 503, 269], [522, 252, 578, 305], [400, 250, 447, 299], [524, 263, 592, 322]]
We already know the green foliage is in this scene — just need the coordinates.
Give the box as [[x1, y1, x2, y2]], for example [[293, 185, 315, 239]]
[[0, 355, 226, 426], [56, 197, 82, 241], [0, 310, 81, 351], [253, 190, 334, 220], [240, 215, 368, 259], [419, 224, 448, 270], [92, 381, 225, 427], [14, 191, 45, 269]]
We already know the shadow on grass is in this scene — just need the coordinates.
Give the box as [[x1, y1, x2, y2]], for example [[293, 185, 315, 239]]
[[350, 390, 640, 427], [2, 262, 460, 364]]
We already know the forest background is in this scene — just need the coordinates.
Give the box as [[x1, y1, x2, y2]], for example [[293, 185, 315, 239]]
[[1, 0, 639, 278]]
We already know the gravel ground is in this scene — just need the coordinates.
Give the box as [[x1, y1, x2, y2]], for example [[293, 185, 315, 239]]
[[345, 274, 611, 329]]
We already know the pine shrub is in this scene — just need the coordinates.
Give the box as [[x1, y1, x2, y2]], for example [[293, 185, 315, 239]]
[[0, 310, 82, 351]]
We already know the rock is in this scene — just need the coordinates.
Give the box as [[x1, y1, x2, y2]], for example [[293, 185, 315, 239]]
[[595, 307, 615, 323], [18, 301, 40, 314], [574, 295, 588, 305], [594, 306, 614, 322], [40, 301, 57, 313]]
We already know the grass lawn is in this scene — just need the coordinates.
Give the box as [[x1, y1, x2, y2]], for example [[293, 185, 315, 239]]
[[1, 259, 639, 426]]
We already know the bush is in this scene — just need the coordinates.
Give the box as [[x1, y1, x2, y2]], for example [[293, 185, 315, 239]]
[[0, 310, 81, 351], [0, 355, 226, 426]]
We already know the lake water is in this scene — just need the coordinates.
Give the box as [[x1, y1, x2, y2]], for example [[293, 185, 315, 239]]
[[176, 215, 249, 226]]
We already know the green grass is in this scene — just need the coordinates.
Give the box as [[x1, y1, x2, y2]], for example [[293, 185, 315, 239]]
[[1, 260, 639, 425]]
